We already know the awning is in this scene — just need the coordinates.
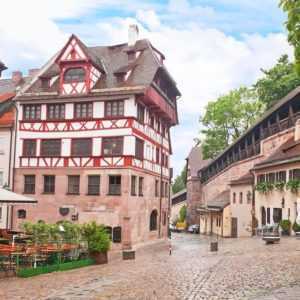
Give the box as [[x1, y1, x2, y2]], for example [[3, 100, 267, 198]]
[[0, 188, 37, 204]]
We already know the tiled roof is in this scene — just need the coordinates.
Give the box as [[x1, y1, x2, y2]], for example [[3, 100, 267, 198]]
[[23, 38, 180, 96], [253, 137, 300, 170], [0, 93, 15, 127], [229, 173, 254, 186], [171, 188, 187, 205], [0, 76, 31, 94]]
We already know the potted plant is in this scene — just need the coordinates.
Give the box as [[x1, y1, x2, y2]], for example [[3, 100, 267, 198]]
[[81, 221, 110, 264], [279, 219, 291, 236], [286, 180, 300, 194]]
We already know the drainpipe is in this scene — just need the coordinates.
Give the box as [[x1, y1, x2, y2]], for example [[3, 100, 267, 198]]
[[158, 132, 163, 238], [250, 169, 256, 236], [10, 99, 19, 230]]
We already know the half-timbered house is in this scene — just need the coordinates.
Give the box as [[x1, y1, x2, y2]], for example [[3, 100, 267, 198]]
[[12, 25, 181, 249]]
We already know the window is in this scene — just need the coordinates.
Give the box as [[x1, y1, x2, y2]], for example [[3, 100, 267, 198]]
[[290, 169, 300, 180], [150, 115, 155, 127], [239, 192, 243, 204], [162, 211, 167, 226], [150, 210, 158, 231], [108, 175, 121, 195], [17, 209, 26, 219], [105, 101, 124, 117], [113, 226, 122, 243], [165, 155, 169, 168], [267, 207, 270, 224], [23, 104, 41, 121], [135, 138, 144, 160], [23, 140, 36, 156], [74, 102, 93, 119], [64, 67, 86, 83], [267, 173, 275, 183], [131, 176, 136, 196], [88, 175, 100, 195], [137, 103, 145, 123], [105, 226, 112, 240], [41, 139, 61, 156], [43, 175, 55, 194], [156, 148, 160, 164], [165, 182, 169, 198], [257, 174, 265, 183], [0, 207, 2, 220], [273, 208, 282, 223], [72, 138, 92, 156], [138, 177, 144, 196], [0, 138, 4, 154], [232, 192, 236, 204], [276, 171, 286, 182], [103, 137, 123, 156], [68, 175, 80, 194], [0, 172, 3, 187], [247, 191, 252, 204], [161, 181, 165, 198], [155, 179, 159, 197], [157, 119, 161, 133], [47, 104, 65, 120], [24, 175, 35, 194]]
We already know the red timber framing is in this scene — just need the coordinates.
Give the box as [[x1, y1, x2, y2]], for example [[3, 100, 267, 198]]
[[18, 155, 170, 179], [19, 117, 170, 152], [143, 87, 178, 126], [55, 35, 102, 95]]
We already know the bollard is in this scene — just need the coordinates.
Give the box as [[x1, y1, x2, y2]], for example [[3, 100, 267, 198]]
[[210, 241, 218, 252]]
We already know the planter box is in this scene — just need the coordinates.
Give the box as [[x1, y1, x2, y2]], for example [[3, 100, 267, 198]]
[[122, 250, 135, 260], [90, 252, 108, 265], [210, 242, 218, 252]]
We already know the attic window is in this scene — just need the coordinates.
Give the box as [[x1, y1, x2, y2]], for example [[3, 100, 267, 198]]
[[64, 67, 86, 83]]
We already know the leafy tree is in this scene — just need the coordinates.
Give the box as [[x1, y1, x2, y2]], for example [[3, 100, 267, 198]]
[[254, 55, 300, 108], [179, 205, 187, 222], [280, 0, 300, 74], [172, 165, 187, 194], [200, 87, 264, 159]]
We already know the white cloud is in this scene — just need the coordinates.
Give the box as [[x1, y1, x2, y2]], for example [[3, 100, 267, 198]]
[[0, 1, 292, 176]]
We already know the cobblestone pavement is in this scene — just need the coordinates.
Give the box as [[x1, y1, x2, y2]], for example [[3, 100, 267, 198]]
[[0, 233, 300, 300]]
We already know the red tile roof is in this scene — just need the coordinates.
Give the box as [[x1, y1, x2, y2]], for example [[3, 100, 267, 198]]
[[0, 93, 15, 127]]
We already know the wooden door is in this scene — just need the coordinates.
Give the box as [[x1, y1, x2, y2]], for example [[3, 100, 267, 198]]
[[231, 217, 238, 238]]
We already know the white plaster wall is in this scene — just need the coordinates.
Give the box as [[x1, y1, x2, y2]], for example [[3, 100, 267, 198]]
[[93, 138, 101, 156], [230, 185, 253, 237], [65, 103, 73, 119], [124, 97, 137, 117], [124, 136, 135, 156], [61, 139, 71, 156], [41, 104, 47, 120], [94, 102, 104, 118]]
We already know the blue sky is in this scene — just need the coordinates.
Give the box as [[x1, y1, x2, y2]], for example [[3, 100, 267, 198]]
[[0, 0, 292, 176]]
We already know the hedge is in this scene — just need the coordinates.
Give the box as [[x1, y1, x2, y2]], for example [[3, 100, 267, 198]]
[[17, 258, 95, 278]]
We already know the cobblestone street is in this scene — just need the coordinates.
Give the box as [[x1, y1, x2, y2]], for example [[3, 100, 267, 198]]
[[0, 233, 300, 300]]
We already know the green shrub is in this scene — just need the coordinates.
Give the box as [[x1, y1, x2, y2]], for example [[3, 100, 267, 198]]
[[279, 219, 291, 234], [81, 221, 110, 253], [274, 181, 285, 191], [286, 180, 300, 193], [292, 222, 300, 232], [255, 182, 274, 194], [17, 259, 95, 278], [179, 205, 187, 222]]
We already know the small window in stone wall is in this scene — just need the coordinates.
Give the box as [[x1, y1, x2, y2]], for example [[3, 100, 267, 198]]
[[247, 191, 252, 204], [18, 209, 26, 219], [239, 192, 243, 204], [232, 192, 236, 204], [162, 211, 167, 226], [113, 226, 122, 243], [105, 226, 112, 240]]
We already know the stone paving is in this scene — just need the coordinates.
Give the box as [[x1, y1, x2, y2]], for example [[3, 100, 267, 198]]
[[0, 233, 300, 299]]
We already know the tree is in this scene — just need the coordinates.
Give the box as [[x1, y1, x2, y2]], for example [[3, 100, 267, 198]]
[[179, 205, 187, 222], [254, 55, 300, 108], [172, 165, 187, 194], [200, 87, 264, 159], [280, 0, 300, 74]]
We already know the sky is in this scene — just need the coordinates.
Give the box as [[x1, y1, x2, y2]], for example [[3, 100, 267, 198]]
[[0, 0, 293, 176]]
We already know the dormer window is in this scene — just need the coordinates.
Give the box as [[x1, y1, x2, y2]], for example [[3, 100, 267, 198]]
[[64, 67, 86, 83]]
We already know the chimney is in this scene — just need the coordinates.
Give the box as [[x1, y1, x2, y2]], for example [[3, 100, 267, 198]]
[[28, 68, 39, 77], [128, 24, 139, 47], [12, 71, 23, 85]]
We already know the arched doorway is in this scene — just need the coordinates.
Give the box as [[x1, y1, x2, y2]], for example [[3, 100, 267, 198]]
[[149, 210, 158, 231]]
